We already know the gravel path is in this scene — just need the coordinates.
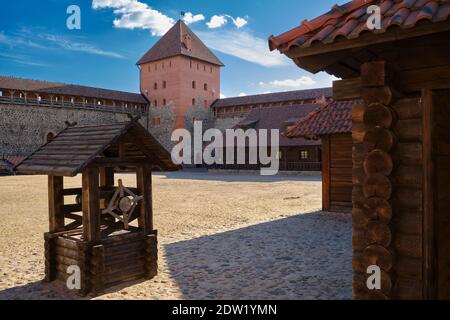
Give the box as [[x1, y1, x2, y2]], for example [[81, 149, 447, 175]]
[[0, 171, 351, 299]]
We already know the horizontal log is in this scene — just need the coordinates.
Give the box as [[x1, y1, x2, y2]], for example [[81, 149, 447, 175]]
[[333, 77, 362, 101], [352, 123, 368, 144], [363, 244, 395, 272], [392, 98, 422, 120], [361, 197, 392, 223], [363, 127, 396, 152], [56, 255, 79, 267], [353, 227, 366, 251], [394, 188, 423, 210], [393, 165, 423, 189], [55, 237, 78, 250], [364, 222, 392, 247], [393, 143, 422, 166], [353, 250, 366, 273], [363, 103, 395, 128], [364, 149, 393, 176], [55, 247, 79, 260], [105, 266, 146, 285], [105, 241, 145, 257], [393, 233, 422, 259], [392, 278, 423, 300], [363, 173, 392, 200], [394, 256, 422, 280], [395, 119, 422, 142], [352, 103, 366, 123], [353, 207, 370, 228], [362, 86, 395, 105], [353, 143, 365, 166]]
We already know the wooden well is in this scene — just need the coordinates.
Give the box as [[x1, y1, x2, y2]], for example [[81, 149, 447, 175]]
[[16, 119, 178, 296]]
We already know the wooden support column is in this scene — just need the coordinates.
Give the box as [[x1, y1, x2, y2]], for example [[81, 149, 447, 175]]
[[322, 136, 331, 211], [136, 165, 153, 234], [82, 167, 100, 241], [99, 167, 114, 187], [48, 175, 64, 232], [352, 61, 399, 299]]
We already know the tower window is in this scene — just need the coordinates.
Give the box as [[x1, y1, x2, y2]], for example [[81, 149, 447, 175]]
[[204, 83, 208, 91], [192, 81, 196, 89], [154, 82, 158, 90], [204, 100, 208, 107], [163, 98, 166, 106], [210, 66, 213, 73], [148, 65, 151, 72], [197, 63, 199, 70], [154, 100, 158, 107], [169, 60, 172, 68], [163, 81, 167, 89], [192, 98, 195, 106]]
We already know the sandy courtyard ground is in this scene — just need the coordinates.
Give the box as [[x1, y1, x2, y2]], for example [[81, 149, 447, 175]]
[[0, 170, 352, 300]]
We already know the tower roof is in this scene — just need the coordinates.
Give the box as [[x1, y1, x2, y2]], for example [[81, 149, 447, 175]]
[[137, 20, 224, 66]]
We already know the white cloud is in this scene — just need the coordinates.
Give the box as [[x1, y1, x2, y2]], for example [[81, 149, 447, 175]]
[[232, 17, 248, 28], [220, 93, 227, 99], [206, 15, 227, 29], [92, 0, 175, 36], [238, 92, 247, 97], [0, 29, 124, 59], [206, 15, 248, 29], [197, 30, 290, 67], [259, 77, 317, 89], [182, 12, 205, 25]]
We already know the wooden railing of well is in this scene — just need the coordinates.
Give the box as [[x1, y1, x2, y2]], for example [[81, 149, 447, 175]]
[[352, 61, 424, 299]]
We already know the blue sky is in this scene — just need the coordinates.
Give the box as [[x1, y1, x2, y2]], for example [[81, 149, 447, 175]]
[[0, 0, 347, 97]]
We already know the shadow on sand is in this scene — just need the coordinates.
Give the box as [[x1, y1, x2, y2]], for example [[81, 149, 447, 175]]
[[0, 212, 351, 300], [164, 211, 352, 300]]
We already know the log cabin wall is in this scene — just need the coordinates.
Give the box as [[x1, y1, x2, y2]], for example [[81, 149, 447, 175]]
[[322, 134, 352, 212], [352, 61, 425, 299], [433, 89, 450, 299]]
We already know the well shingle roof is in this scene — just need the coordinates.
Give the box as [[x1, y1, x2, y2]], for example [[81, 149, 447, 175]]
[[212, 87, 332, 108], [15, 120, 178, 176], [284, 100, 361, 138], [137, 20, 224, 66], [269, 0, 450, 53], [231, 104, 322, 147], [0, 76, 147, 104]]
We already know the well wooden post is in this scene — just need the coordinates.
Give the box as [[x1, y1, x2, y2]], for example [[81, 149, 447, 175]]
[[352, 61, 398, 299], [100, 167, 114, 187], [82, 167, 100, 241], [48, 175, 64, 232], [136, 165, 153, 234]]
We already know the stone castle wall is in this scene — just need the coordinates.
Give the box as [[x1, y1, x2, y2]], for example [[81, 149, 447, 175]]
[[0, 103, 133, 157]]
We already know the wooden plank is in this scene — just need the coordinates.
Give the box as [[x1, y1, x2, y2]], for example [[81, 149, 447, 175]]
[[48, 176, 64, 232], [82, 167, 100, 241]]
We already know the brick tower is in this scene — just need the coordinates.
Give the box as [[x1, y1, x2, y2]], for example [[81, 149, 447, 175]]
[[138, 20, 223, 129]]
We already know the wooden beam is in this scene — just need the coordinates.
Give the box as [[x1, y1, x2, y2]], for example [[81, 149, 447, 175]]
[[136, 165, 153, 234], [48, 175, 64, 232], [422, 88, 436, 299], [82, 167, 100, 241]]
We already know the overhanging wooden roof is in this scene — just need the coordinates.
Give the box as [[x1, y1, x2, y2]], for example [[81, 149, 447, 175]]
[[268, 0, 450, 78], [15, 119, 179, 176]]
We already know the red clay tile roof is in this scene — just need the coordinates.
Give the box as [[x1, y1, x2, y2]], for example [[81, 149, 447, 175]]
[[284, 100, 362, 138], [232, 104, 322, 147], [212, 87, 332, 108], [0, 76, 147, 104], [137, 20, 224, 66], [269, 0, 450, 53]]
